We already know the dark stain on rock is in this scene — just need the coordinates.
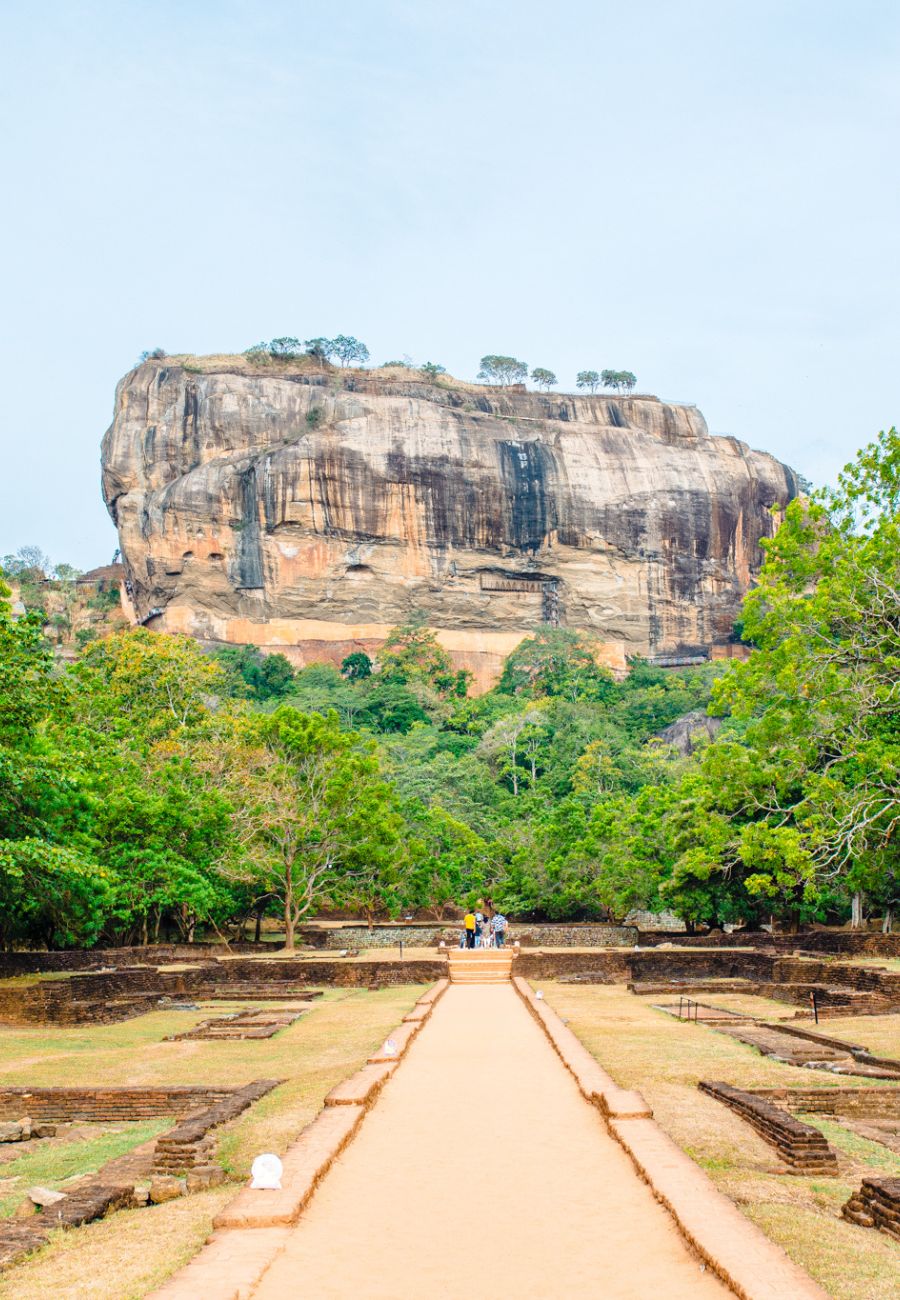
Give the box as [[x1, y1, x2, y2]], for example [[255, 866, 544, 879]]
[[498, 440, 558, 553], [232, 464, 265, 589], [606, 402, 627, 428]]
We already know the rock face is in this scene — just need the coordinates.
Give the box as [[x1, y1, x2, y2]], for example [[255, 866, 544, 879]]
[[102, 361, 798, 690]]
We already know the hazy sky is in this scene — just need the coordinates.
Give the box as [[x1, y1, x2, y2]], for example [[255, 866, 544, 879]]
[[1, 0, 898, 568]]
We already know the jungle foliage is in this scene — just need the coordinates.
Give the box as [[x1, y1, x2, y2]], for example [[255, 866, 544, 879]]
[[1, 428, 897, 945]]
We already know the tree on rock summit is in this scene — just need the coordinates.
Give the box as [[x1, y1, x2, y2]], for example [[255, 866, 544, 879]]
[[477, 355, 528, 386]]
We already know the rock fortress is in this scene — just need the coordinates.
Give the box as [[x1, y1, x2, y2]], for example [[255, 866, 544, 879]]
[[101, 356, 799, 691]]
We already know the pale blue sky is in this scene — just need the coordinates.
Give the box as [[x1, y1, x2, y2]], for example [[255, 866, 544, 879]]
[[1, 0, 898, 567]]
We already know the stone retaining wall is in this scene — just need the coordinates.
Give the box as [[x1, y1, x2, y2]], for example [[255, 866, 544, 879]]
[[698, 1081, 838, 1173], [302, 923, 638, 949]]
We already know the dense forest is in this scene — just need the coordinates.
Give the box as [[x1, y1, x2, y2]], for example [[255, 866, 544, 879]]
[[1, 428, 897, 948]]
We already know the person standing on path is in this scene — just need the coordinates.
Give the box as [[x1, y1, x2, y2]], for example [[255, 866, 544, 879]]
[[474, 910, 484, 948], [464, 909, 476, 949], [491, 911, 507, 948]]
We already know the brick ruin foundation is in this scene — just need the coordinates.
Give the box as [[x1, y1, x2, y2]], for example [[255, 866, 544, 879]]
[[0, 1081, 280, 1171], [698, 1081, 839, 1173], [0, 958, 444, 1026], [0, 1081, 280, 1269], [842, 1177, 900, 1240]]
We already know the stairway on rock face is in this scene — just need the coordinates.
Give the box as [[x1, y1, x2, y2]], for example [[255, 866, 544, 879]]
[[447, 949, 513, 984]]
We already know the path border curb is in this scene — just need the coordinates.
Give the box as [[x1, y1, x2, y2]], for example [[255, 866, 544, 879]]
[[512, 977, 829, 1300], [146, 979, 444, 1300]]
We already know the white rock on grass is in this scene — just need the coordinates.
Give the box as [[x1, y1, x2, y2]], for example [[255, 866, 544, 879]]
[[28, 1186, 66, 1207]]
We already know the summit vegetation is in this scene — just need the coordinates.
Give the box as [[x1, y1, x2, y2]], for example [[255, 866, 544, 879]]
[[1, 428, 897, 948]]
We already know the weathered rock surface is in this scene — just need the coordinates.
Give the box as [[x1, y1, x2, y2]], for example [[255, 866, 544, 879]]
[[102, 362, 798, 689]]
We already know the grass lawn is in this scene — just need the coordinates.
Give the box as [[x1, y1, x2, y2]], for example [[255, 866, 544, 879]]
[[541, 983, 900, 1300], [0, 984, 423, 1299], [810, 1013, 900, 1059], [0, 1121, 170, 1218], [646, 990, 801, 1021]]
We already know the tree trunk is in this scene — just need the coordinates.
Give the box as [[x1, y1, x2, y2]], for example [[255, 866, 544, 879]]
[[283, 898, 295, 951], [851, 891, 864, 929], [254, 910, 263, 944], [883, 907, 894, 934]]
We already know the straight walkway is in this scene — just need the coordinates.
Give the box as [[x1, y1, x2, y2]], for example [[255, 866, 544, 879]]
[[252, 984, 729, 1298]]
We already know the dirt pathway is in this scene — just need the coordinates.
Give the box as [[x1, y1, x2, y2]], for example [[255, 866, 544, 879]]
[[252, 984, 729, 1299]]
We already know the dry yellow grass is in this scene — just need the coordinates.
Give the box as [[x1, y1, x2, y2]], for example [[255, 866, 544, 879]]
[[0, 1186, 235, 1300], [0, 985, 422, 1298], [812, 1013, 900, 1059], [542, 983, 900, 1300]]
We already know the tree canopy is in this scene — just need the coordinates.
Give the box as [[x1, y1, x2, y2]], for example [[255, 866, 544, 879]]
[[477, 355, 528, 385]]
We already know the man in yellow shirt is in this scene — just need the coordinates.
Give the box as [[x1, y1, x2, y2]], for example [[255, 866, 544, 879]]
[[463, 910, 476, 949]]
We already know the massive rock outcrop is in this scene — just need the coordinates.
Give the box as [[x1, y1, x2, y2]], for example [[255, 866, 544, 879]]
[[102, 360, 798, 689]]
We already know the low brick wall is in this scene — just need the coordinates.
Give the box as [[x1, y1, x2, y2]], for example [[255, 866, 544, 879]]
[[513, 951, 632, 981], [152, 1080, 280, 1173], [0, 957, 444, 1026], [755, 1086, 900, 1120], [699, 1081, 838, 1173], [640, 930, 900, 958], [0, 965, 217, 1025], [0, 1086, 231, 1122], [0, 1184, 138, 1270], [0, 944, 258, 978], [286, 956, 444, 982], [842, 1177, 900, 1240]]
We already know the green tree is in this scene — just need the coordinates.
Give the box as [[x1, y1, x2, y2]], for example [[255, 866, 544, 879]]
[[71, 630, 223, 740], [601, 369, 637, 393], [379, 625, 470, 698], [341, 651, 373, 681], [332, 335, 370, 367], [658, 428, 900, 929], [576, 370, 600, 393], [531, 368, 557, 390], [268, 337, 303, 357], [213, 708, 401, 948], [0, 582, 111, 948], [357, 683, 430, 734], [304, 337, 337, 363], [498, 629, 616, 703], [477, 355, 528, 386], [419, 362, 447, 381]]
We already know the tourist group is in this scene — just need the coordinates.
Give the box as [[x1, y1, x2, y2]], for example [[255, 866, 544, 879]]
[[461, 909, 507, 949]]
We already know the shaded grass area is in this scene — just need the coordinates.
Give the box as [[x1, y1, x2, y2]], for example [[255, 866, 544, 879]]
[[542, 983, 900, 1300], [0, 984, 423, 1299], [0, 1122, 169, 1217]]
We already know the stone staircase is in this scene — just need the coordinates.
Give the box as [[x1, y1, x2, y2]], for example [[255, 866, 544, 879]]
[[447, 950, 513, 984]]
